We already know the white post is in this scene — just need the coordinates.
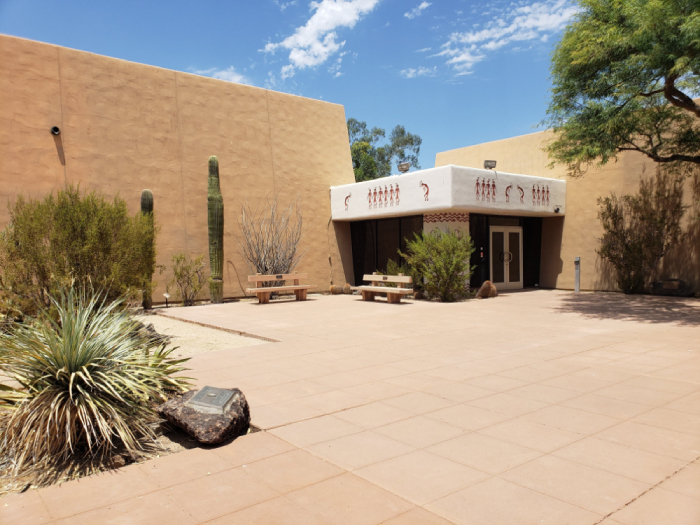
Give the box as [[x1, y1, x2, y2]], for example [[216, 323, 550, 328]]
[[574, 257, 581, 293]]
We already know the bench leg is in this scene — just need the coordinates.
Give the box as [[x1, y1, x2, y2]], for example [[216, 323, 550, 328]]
[[295, 289, 307, 301], [361, 290, 374, 301], [387, 293, 401, 304], [257, 292, 270, 304]]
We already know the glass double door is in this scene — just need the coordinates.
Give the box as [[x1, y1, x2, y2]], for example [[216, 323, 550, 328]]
[[490, 226, 523, 290]]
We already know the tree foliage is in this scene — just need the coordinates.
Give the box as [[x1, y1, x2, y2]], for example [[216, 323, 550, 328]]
[[348, 118, 422, 181], [544, 0, 700, 176], [0, 186, 157, 319], [597, 169, 686, 293], [400, 229, 475, 302]]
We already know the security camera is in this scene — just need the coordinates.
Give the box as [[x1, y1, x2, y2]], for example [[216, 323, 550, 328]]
[[554, 207, 561, 213], [50, 126, 61, 135]]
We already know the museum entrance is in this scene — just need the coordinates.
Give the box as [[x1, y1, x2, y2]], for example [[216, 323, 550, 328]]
[[490, 226, 523, 290]]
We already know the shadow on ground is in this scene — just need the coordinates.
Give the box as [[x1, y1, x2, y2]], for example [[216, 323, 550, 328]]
[[554, 292, 700, 326]]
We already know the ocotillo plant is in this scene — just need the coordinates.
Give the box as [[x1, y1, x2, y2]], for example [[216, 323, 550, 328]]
[[140, 189, 155, 309], [207, 156, 224, 303]]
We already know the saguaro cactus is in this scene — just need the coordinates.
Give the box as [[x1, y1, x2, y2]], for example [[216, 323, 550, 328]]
[[140, 189, 155, 309], [207, 156, 224, 303]]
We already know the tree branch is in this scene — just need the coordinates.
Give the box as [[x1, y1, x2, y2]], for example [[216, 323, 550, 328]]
[[663, 76, 700, 117], [617, 146, 700, 164]]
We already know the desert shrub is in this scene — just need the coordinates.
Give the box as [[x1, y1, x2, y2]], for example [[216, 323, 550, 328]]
[[381, 259, 417, 289], [0, 185, 156, 320], [169, 253, 205, 306], [400, 229, 475, 302], [598, 169, 686, 294], [238, 195, 307, 277], [0, 287, 190, 475]]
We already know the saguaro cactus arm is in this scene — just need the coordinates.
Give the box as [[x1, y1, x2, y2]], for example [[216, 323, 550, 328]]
[[207, 156, 224, 303]]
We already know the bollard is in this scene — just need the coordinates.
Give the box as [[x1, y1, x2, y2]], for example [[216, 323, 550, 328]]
[[574, 257, 581, 293]]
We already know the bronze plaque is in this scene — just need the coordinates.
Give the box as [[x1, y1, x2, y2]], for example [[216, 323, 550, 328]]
[[186, 386, 234, 414]]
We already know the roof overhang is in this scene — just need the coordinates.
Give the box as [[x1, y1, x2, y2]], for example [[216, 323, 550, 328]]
[[330, 165, 566, 221]]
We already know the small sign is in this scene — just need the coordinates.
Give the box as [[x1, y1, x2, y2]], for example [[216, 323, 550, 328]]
[[186, 386, 234, 414], [276, 274, 284, 279], [383, 276, 388, 281]]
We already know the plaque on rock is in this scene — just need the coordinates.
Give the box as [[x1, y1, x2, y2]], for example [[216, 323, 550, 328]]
[[159, 387, 250, 445], [186, 386, 234, 414]]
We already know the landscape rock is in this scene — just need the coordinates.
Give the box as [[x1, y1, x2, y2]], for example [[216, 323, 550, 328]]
[[476, 280, 498, 299], [158, 388, 250, 445]]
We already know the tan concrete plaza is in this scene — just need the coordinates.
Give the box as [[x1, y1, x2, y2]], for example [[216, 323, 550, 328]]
[[4, 291, 700, 524]]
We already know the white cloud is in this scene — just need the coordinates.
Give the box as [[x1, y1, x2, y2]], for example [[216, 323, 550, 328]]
[[415, 47, 432, 53], [263, 0, 379, 79], [438, 0, 578, 75], [274, 0, 298, 10], [405, 2, 431, 19], [192, 66, 252, 85], [400, 66, 436, 78]]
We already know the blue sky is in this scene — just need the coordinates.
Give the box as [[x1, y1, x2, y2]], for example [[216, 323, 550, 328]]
[[0, 0, 578, 173]]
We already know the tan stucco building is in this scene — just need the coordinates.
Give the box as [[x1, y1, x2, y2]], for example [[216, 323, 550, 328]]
[[2, 34, 698, 299]]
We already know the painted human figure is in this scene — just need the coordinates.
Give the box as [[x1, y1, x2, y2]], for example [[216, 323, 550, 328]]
[[368, 188, 372, 209], [384, 185, 389, 205], [546, 186, 550, 206], [532, 185, 536, 205], [395, 183, 400, 204], [481, 179, 486, 201], [485, 179, 490, 202], [491, 180, 497, 202], [373, 188, 378, 208], [389, 184, 395, 205], [420, 180, 429, 201], [518, 185, 524, 203], [378, 186, 383, 208], [475, 178, 481, 201], [537, 185, 542, 206], [345, 193, 351, 211], [505, 184, 512, 203]]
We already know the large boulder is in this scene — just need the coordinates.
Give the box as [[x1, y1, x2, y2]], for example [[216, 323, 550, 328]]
[[159, 387, 250, 445]]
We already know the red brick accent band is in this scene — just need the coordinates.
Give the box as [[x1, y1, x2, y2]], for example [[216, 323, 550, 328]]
[[423, 213, 470, 223]]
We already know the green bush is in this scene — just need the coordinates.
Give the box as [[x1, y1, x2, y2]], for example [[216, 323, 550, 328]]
[[169, 253, 205, 306], [0, 185, 157, 319], [400, 229, 475, 302], [0, 287, 190, 475]]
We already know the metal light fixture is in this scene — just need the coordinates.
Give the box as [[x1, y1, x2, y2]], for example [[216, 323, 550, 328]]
[[484, 160, 496, 169], [163, 292, 170, 308], [50, 126, 61, 135], [397, 162, 410, 173]]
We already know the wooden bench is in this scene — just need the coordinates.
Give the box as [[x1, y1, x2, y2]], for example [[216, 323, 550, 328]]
[[246, 273, 315, 304], [354, 272, 413, 304]]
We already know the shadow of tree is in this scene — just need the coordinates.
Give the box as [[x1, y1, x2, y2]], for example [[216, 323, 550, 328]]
[[554, 292, 700, 326]]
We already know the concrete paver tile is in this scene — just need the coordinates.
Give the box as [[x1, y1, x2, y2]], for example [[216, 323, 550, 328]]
[[620, 376, 700, 395], [333, 401, 414, 429], [164, 467, 278, 523], [501, 455, 650, 515], [612, 487, 700, 525], [1, 490, 51, 525], [560, 393, 651, 420], [467, 392, 550, 417], [570, 367, 636, 384], [286, 472, 414, 525], [355, 450, 488, 506], [424, 382, 495, 403], [462, 374, 528, 392], [522, 404, 621, 434], [251, 399, 325, 429], [373, 415, 465, 449], [242, 449, 344, 494], [495, 366, 566, 383], [269, 414, 365, 448], [38, 464, 160, 520], [205, 496, 326, 524], [342, 381, 414, 401], [552, 437, 687, 484], [427, 432, 543, 475], [664, 391, 700, 415], [295, 389, 371, 413], [507, 383, 582, 403], [540, 373, 616, 393], [212, 430, 296, 466], [632, 407, 700, 435], [136, 446, 234, 488], [51, 489, 196, 525], [659, 462, 700, 500], [307, 430, 415, 470], [380, 507, 458, 524], [594, 383, 684, 407], [425, 403, 512, 430], [426, 477, 601, 525], [382, 392, 456, 414], [477, 417, 584, 452], [595, 421, 700, 461]]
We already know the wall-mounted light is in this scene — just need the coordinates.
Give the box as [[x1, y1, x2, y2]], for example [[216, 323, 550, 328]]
[[50, 126, 61, 135], [484, 160, 496, 169], [397, 162, 410, 173]]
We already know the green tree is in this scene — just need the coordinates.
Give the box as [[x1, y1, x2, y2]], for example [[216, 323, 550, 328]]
[[347, 118, 422, 182], [544, 0, 700, 176]]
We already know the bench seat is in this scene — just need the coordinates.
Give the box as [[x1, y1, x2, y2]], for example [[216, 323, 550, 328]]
[[353, 285, 412, 294], [247, 273, 315, 304], [355, 273, 413, 304]]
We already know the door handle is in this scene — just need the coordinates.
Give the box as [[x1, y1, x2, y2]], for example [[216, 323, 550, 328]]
[[506, 252, 513, 263], [499, 252, 506, 262]]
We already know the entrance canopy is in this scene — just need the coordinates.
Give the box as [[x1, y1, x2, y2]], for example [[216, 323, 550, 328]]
[[331, 165, 566, 221]]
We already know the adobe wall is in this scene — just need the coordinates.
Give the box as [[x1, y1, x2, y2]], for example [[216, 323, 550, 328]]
[[436, 131, 700, 292], [0, 34, 356, 301]]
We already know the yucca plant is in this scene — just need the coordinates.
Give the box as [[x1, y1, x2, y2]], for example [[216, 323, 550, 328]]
[[0, 287, 190, 476]]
